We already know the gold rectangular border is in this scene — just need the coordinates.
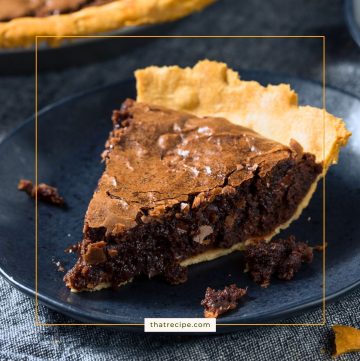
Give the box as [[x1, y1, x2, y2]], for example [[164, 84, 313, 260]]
[[35, 35, 326, 327]]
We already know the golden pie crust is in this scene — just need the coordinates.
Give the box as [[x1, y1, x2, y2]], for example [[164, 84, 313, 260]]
[[0, 0, 214, 48]]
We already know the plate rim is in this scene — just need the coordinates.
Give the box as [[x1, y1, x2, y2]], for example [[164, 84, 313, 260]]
[[1, 72, 360, 329], [344, 0, 360, 48]]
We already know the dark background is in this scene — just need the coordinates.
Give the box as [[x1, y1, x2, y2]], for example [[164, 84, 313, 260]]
[[1, 0, 360, 360]]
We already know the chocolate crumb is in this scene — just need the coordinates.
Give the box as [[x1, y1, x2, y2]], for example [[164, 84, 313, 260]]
[[245, 236, 313, 287], [201, 284, 247, 318], [18, 179, 65, 206]]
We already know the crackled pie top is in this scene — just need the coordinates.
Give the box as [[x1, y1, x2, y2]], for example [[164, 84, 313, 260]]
[[136, 60, 351, 170], [85, 99, 321, 232]]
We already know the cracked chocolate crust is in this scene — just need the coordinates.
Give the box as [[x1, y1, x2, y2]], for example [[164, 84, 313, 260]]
[[64, 99, 322, 291]]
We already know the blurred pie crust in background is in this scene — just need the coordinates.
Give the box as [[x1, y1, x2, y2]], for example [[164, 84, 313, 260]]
[[0, 0, 215, 48]]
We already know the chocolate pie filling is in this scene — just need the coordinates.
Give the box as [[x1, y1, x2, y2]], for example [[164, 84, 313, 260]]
[[64, 99, 322, 291], [0, 0, 114, 22]]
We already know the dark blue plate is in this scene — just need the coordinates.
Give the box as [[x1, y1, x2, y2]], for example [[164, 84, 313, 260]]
[[0, 72, 359, 331]]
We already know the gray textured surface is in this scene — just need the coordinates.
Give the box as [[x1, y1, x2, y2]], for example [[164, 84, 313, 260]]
[[1, 0, 360, 360]]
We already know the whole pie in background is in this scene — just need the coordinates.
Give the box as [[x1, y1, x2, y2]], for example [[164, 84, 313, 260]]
[[0, 0, 215, 48]]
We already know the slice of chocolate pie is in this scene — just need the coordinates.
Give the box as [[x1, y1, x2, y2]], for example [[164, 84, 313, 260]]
[[65, 61, 351, 292], [65, 99, 325, 291]]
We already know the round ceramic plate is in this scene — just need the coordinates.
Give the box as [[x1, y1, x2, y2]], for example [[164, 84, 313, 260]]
[[0, 72, 359, 331]]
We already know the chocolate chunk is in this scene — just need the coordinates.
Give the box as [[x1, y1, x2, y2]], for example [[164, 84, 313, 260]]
[[245, 236, 313, 287], [192, 225, 213, 244], [18, 179, 65, 206], [84, 241, 107, 265], [201, 284, 247, 318]]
